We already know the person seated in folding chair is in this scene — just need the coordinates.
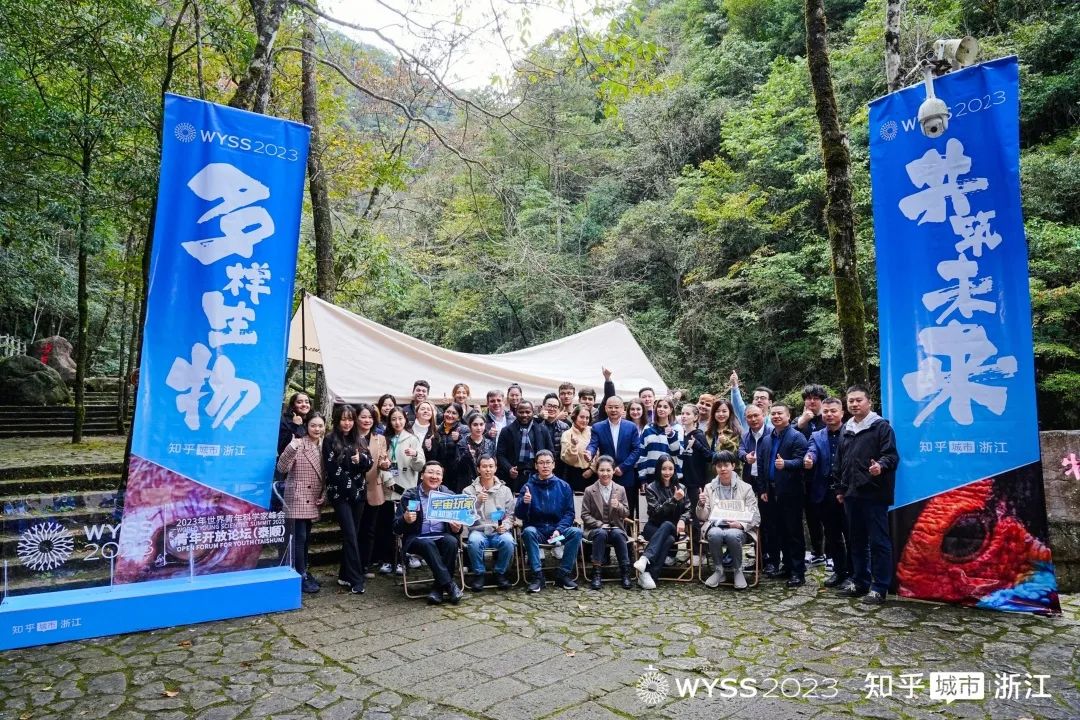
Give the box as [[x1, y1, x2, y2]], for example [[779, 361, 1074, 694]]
[[698, 451, 760, 590], [394, 461, 464, 605], [633, 454, 690, 590], [515, 450, 582, 592], [581, 456, 634, 590], [463, 454, 516, 591]]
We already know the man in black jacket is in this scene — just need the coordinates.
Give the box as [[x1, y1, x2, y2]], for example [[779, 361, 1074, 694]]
[[541, 394, 570, 477], [394, 462, 464, 605], [496, 401, 554, 492], [758, 404, 809, 587], [831, 386, 899, 605]]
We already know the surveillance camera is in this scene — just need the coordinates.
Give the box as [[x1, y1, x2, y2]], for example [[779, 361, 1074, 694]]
[[918, 96, 950, 138], [934, 36, 980, 70]]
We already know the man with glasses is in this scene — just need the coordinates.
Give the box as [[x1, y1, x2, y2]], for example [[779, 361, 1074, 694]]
[[541, 393, 570, 476], [516, 450, 581, 592]]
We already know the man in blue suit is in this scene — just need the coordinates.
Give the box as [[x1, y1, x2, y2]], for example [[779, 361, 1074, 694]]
[[804, 397, 850, 588], [757, 403, 808, 587], [586, 395, 642, 519]]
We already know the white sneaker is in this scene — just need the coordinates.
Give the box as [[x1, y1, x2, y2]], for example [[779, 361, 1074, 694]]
[[733, 569, 747, 590], [663, 555, 675, 567], [675, 548, 689, 563], [407, 555, 422, 569], [633, 556, 649, 574], [394, 563, 404, 575], [704, 569, 724, 588], [691, 555, 702, 567], [638, 571, 656, 590], [553, 545, 564, 560]]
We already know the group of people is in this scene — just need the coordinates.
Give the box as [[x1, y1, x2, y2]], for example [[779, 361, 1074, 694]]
[[274, 370, 899, 606]]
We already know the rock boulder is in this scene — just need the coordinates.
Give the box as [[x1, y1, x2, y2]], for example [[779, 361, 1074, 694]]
[[30, 335, 77, 385], [0, 355, 72, 405]]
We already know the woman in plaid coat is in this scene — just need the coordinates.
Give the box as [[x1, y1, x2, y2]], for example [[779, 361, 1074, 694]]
[[276, 412, 326, 593]]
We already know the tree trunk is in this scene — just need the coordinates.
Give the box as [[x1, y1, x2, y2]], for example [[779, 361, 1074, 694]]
[[115, 228, 135, 427], [805, 0, 869, 389], [302, 8, 335, 414], [230, 0, 288, 112], [885, 0, 903, 93], [86, 298, 112, 375], [121, 289, 141, 431], [72, 143, 92, 444]]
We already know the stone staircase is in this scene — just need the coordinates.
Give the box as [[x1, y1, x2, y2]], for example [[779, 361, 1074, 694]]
[[0, 461, 343, 597], [0, 391, 124, 438]]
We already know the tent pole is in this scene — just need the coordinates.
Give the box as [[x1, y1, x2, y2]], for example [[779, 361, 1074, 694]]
[[300, 289, 307, 392]]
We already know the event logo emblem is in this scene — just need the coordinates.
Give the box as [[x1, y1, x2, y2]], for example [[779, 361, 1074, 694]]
[[879, 120, 899, 142], [636, 665, 670, 706], [17, 522, 75, 571], [174, 122, 197, 143]]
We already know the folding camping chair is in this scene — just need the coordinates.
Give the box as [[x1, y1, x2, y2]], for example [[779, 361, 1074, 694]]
[[579, 518, 637, 585], [396, 535, 466, 599], [462, 524, 522, 589], [698, 527, 761, 589], [630, 519, 697, 583]]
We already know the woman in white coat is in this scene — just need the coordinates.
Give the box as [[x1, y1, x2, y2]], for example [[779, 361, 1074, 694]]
[[382, 407, 425, 574]]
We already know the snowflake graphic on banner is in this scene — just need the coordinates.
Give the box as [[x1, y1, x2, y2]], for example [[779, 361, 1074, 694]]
[[17, 522, 75, 571]]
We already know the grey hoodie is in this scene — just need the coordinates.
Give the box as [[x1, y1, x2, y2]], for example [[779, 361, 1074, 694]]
[[463, 476, 516, 534]]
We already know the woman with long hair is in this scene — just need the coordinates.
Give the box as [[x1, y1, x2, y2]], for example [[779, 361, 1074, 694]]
[[410, 399, 438, 458], [375, 394, 397, 435], [455, 412, 495, 491], [434, 403, 468, 490], [276, 411, 326, 594], [451, 382, 481, 416], [560, 405, 595, 493], [355, 404, 392, 580], [278, 392, 311, 454], [324, 405, 372, 594], [626, 399, 647, 432], [637, 397, 683, 487], [705, 399, 744, 458], [633, 454, 690, 590], [382, 407, 425, 574]]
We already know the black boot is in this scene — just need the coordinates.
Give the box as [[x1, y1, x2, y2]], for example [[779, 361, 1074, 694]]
[[589, 566, 603, 591], [619, 565, 634, 590]]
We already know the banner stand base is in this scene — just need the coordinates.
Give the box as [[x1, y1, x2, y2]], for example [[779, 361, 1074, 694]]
[[0, 566, 300, 651]]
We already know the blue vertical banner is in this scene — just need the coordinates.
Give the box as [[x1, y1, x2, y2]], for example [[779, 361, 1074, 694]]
[[870, 57, 1059, 614], [0, 95, 309, 651], [117, 94, 311, 584]]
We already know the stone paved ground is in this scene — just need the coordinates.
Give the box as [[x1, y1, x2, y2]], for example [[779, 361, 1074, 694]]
[[2, 567, 1078, 720]]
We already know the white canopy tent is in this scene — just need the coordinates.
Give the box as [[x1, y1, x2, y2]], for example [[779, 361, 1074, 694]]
[[287, 294, 669, 404]]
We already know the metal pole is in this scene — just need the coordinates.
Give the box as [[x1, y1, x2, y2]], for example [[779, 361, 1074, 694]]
[[300, 289, 307, 391]]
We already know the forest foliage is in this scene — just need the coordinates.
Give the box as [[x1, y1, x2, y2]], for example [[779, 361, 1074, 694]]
[[0, 0, 1077, 428]]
